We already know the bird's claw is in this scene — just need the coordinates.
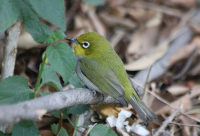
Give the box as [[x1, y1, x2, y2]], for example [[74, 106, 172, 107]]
[[91, 89, 97, 96]]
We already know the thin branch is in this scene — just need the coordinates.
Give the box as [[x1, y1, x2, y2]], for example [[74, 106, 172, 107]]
[[84, 123, 97, 136], [0, 88, 118, 125], [154, 105, 182, 136], [169, 122, 200, 128], [146, 89, 200, 123], [1, 20, 20, 81], [0, 20, 20, 133], [129, 1, 183, 17]]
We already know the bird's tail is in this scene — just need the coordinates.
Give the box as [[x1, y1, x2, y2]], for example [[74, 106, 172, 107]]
[[126, 95, 157, 124]]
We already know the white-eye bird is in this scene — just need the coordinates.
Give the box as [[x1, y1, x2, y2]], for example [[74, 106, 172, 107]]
[[66, 32, 157, 123]]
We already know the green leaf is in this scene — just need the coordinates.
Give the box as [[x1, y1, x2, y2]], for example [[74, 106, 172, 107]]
[[39, 91, 52, 96], [51, 124, 68, 136], [46, 42, 76, 84], [41, 65, 63, 91], [51, 30, 66, 41], [10, 0, 39, 21], [0, 76, 34, 105], [50, 110, 68, 119], [67, 105, 89, 115], [51, 108, 69, 119], [0, 0, 19, 31], [29, 0, 65, 31], [24, 19, 52, 44], [0, 131, 11, 136], [82, 0, 104, 6], [69, 75, 84, 88], [90, 124, 117, 136], [12, 121, 40, 136], [50, 111, 60, 118]]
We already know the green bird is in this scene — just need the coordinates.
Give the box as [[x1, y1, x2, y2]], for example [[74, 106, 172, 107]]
[[66, 32, 157, 123]]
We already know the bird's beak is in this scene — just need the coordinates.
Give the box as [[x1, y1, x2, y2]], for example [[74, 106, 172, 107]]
[[65, 38, 79, 44]]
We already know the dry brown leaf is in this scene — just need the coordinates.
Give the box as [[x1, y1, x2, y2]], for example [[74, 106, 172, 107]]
[[108, 5, 127, 17], [39, 130, 54, 136], [167, 83, 190, 96], [125, 12, 162, 63], [36, 84, 58, 98], [93, 104, 132, 118], [126, 7, 155, 23], [99, 12, 137, 29], [180, 116, 196, 136], [168, 36, 200, 68], [164, 0, 196, 9], [151, 91, 175, 112], [125, 27, 160, 63], [125, 41, 168, 71], [105, 0, 128, 6], [109, 29, 125, 48], [189, 23, 200, 34], [145, 12, 162, 27], [17, 30, 39, 49], [189, 63, 200, 76], [34, 115, 58, 129], [88, 8, 106, 37], [74, 15, 93, 32], [156, 85, 200, 115], [62, 123, 74, 136]]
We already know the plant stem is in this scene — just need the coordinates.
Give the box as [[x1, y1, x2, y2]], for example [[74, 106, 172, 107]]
[[77, 126, 89, 128], [66, 115, 74, 127], [72, 115, 80, 136], [34, 55, 46, 94]]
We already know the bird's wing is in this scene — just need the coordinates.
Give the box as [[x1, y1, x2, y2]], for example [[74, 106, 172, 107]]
[[78, 58, 128, 107]]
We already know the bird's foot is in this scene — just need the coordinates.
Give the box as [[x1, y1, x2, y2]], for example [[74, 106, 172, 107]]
[[91, 89, 97, 96], [83, 85, 89, 89], [82, 85, 97, 96]]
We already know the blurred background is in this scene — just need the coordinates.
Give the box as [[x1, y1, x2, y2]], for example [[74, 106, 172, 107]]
[[1, 0, 200, 135]]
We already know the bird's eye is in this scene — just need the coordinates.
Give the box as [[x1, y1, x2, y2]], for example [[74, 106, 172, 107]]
[[82, 41, 90, 48]]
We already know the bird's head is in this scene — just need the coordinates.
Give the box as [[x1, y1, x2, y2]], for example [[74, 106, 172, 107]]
[[66, 32, 111, 58]]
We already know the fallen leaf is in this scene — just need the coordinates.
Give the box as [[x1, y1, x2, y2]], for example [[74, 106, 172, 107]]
[[88, 8, 106, 37], [125, 41, 168, 71], [39, 130, 54, 136], [99, 12, 137, 29], [156, 85, 200, 115], [168, 36, 200, 68], [93, 104, 132, 118], [167, 83, 190, 96], [164, 0, 196, 9]]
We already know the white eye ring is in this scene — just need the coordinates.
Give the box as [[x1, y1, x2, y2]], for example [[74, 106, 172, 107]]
[[82, 41, 90, 48]]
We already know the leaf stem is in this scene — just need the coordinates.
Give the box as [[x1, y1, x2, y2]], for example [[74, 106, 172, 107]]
[[66, 115, 74, 127], [77, 126, 89, 128], [72, 115, 80, 136], [34, 55, 46, 94]]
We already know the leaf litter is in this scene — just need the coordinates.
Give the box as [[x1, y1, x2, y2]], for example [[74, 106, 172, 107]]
[[1, 0, 200, 135]]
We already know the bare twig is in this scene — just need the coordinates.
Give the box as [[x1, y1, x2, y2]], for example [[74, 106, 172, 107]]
[[1, 20, 20, 81], [169, 122, 200, 128], [56, 111, 63, 136], [129, 1, 183, 17], [142, 64, 153, 105], [146, 88, 200, 123], [0, 88, 118, 125], [0, 20, 20, 133], [154, 105, 182, 136], [110, 29, 125, 48], [88, 7, 106, 37], [84, 123, 97, 136]]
